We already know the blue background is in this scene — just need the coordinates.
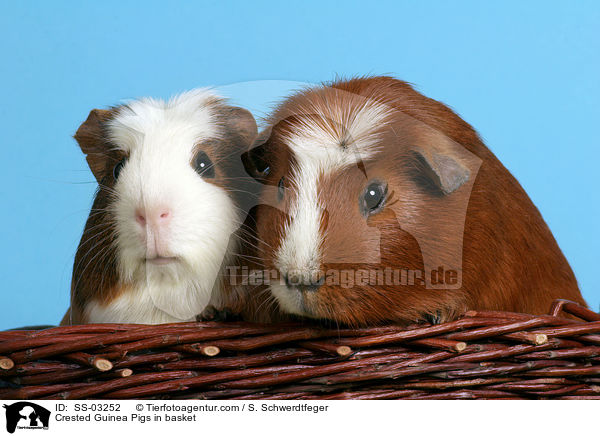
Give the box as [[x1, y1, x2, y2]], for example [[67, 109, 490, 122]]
[[1, 1, 598, 329]]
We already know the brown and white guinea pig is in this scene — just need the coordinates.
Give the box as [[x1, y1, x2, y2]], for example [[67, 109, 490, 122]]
[[61, 89, 258, 325], [243, 76, 587, 327]]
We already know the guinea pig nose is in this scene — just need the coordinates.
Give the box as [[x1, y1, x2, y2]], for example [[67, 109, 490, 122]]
[[135, 208, 171, 227], [283, 273, 297, 288], [158, 210, 170, 220], [284, 272, 324, 292], [135, 209, 147, 226], [149, 208, 172, 226], [302, 274, 325, 292], [297, 283, 322, 293]]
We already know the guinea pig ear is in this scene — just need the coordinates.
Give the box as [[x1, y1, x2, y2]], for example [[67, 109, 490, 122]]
[[220, 106, 258, 146], [74, 109, 113, 183], [411, 130, 471, 195]]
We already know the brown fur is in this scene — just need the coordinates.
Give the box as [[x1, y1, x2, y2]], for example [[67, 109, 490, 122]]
[[247, 76, 586, 326]]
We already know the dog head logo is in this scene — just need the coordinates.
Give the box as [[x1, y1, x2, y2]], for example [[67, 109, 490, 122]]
[[3, 402, 50, 433]]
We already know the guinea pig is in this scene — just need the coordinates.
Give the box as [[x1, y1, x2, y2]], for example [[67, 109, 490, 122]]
[[243, 76, 587, 326], [61, 89, 258, 325]]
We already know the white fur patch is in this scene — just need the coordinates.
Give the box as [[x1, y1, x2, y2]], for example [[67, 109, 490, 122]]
[[269, 281, 307, 317], [87, 89, 240, 323], [86, 286, 194, 324], [284, 98, 392, 168], [274, 98, 391, 287]]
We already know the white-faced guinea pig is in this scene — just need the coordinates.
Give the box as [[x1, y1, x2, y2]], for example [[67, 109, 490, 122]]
[[243, 76, 587, 327], [62, 89, 258, 325]]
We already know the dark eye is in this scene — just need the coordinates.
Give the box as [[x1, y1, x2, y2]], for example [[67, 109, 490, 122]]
[[193, 151, 215, 178], [361, 181, 387, 216], [278, 177, 285, 201], [113, 158, 127, 180], [243, 145, 270, 181]]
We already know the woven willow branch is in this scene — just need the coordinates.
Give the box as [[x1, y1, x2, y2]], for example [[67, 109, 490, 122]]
[[1, 299, 599, 400]]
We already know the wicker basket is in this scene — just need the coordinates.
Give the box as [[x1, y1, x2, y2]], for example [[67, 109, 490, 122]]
[[1, 299, 599, 400]]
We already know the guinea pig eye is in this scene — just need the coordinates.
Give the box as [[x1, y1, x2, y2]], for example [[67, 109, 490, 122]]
[[249, 146, 270, 177], [361, 181, 387, 216], [277, 177, 285, 201], [113, 158, 127, 180], [193, 151, 215, 178]]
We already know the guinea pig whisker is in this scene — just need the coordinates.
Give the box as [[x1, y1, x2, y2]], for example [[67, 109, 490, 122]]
[[222, 187, 261, 198], [236, 225, 274, 249], [95, 245, 118, 303], [79, 218, 117, 234], [233, 240, 270, 258], [71, 226, 117, 278], [71, 240, 115, 297], [78, 242, 116, 293], [236, 216, 261, 233], [88, 206, 116, 212], [228, 252, 264, 262], [231, 231, 270, 253], [86, 209, 113, 217], [76, 233, 115, 264], [97, 187, 121, 203], [253, 286, 280, 318], [77, 223, 117, 250], [96, 182, 118, 193], [73, 225, 116, 262], [226, 202, 260, 219], [28, 177, 98, 185], [219, 176, 264, 181], [230, 231, 271, 253]]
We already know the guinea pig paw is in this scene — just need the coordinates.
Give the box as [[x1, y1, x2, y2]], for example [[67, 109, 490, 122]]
[[422, 310, 443, 325], [196, 306, 235, 322]]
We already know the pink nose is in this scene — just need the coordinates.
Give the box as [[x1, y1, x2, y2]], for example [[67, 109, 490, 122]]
[[135, 208, 171, 228]]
